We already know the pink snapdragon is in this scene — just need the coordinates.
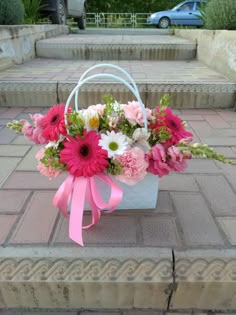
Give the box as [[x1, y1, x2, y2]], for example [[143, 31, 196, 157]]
[[123, 101, 152, 126], [21, 114, 47, 144], [115, 147, 148, 185]]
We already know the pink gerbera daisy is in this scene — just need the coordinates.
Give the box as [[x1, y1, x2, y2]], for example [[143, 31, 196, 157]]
[[42, 104, 67, 141], [164, 108, 193, 144], [60, 130, 108, 177]]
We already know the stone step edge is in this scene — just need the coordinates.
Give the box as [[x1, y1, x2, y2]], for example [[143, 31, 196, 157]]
[[36, 43, 196, 60], [0, 247, 236, 310], [0, 80, 235, 108]]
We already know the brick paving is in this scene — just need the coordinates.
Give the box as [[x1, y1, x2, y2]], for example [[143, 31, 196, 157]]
[[0, 107, 236, 249]]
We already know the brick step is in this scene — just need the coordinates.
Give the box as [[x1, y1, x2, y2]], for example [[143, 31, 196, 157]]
[[36, 34, 196, 61], [0, 59, 235, 109]]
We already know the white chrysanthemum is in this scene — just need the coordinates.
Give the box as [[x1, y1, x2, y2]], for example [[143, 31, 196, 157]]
[[99, 131, 128, 158], [82, 109, 100, 131], [131, 128, 150, 153]]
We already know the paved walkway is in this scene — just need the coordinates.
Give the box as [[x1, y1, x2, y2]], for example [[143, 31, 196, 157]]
[[1, 107, 236, 248], [1, 107, 236, 310]]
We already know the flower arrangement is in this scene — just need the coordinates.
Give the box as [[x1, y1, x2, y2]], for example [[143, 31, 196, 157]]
[[7, 64, 236, 246]]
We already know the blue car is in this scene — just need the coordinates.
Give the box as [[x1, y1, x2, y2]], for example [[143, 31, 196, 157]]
[[147, 0, 205, 28]]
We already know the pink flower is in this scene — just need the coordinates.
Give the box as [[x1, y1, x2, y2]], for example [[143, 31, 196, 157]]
[[21, 115, 47, 145], [31, 128, 47, 145], [22, 121, 34, 139], [178, 137, 193, 145], [60, 130, 108, 177], [42, 104, 67, 141], [30, 113, 44, 129], [147, 144, 170, 177], [164, 108, 193, 145], [115, 147, 148, 185], [167, 146, 187, 172], [123, 101, 152, 126], [88, 104, 106, 115], [36, 148, 62, 179]]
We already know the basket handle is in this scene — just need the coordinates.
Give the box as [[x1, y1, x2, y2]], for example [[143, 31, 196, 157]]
[[74, 64, 139, 112], [65, 73, 147, 130]]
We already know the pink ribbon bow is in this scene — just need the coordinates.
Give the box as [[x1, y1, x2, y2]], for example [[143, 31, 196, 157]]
[[53, 173, 123, 246]]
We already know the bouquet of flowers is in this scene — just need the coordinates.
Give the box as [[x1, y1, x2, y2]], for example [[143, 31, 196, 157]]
[[8, 64, 236, 246]]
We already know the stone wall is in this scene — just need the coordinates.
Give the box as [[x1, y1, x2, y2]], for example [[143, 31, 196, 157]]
[[174, 30, 236, 81], [0, 25, 69, 64]]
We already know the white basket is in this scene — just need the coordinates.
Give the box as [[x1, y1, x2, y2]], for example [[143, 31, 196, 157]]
[[84, 173, 159, 210], [66, 63, 159, 210]]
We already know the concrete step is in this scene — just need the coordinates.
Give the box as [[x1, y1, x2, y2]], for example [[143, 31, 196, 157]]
[[0, 247, 235, 311], [0, 58, 14, 72], [36, 34, 196, 61], [74, 27, 174, 36], [0, 59, 235, 109]]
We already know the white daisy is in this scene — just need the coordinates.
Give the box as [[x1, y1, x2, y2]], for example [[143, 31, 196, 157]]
[[99, 131, 128, 158]]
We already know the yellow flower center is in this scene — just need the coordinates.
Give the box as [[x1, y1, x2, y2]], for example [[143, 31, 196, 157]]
[[89, 116, 99, 129]]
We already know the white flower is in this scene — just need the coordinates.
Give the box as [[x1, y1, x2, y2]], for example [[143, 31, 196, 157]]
[[99, 131, 128, 158], [108, 116, 119, 129], [45, 134, 65, 149], [112, 101, 121, 112], [82, 109, 100, 131], [130, 128, 150, 153]]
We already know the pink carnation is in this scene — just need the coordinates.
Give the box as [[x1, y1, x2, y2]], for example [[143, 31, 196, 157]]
[[123, 101, 152, 126], [147, 144, 171, 178], [36, 148, 62, 179], [167, 146, 187, 172], [115, 147, 148, 185]]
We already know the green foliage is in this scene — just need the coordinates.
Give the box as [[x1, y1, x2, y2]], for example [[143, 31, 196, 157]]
[[67, 112, 85, 137], [178, 143, 236, 165], [198, 0, 208, 23], [7, 120, 24, 133], [204, 0, 236, 30], [0, 0, 25, 25], [87, 0, 180, 13], [22, 0, 42, 24], [41, 147, 66, 170], [160, 94, 171, 106]]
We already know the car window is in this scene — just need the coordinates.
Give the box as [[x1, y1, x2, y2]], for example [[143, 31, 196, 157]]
[[196, 1, 206, 9], [178, 2, 195, 11]]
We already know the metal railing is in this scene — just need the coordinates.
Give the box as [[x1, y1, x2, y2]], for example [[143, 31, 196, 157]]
[[85, 13, 150, 28]]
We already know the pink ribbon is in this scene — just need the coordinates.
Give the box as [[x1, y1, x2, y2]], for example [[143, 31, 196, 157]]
[[53, 173, 123, 246]]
